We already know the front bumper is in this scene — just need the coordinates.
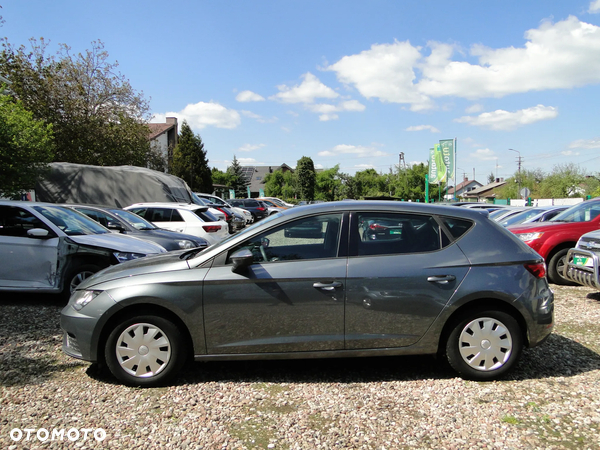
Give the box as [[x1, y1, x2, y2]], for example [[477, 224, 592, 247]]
[[564, 248, 600, 289]]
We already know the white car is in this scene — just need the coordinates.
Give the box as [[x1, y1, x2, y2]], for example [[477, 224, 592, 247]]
[[0, 201, 166, 298], [125, 203, 229, 245]]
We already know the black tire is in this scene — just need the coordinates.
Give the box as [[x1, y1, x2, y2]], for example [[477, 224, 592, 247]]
[[105, 315, 186, 387], [547, 248, 577, 285], [444, 310, 522, 381], [61, 263, 101, 300]]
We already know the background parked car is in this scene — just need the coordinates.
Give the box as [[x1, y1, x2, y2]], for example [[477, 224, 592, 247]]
[[194, 193, 253, 224], [61, 201, 553, 387], [193, 196, 245, 233], [62, 204, 209, 251], [125, 203, 229, 245], [564, 229, 600, 289], [499, 206, 567, 227], [257, 198, 289, 214], [0, 201, 166, 298], [262, 197, 294, 208], [508, 198, 600, 285], [228, 199, 269, 221]]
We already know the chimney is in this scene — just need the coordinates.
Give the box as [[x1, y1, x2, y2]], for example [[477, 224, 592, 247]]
[[166, 117, 177, 125]]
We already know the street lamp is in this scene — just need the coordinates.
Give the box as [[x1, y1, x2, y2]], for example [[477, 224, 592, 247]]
[[509, 149, 521, 197]]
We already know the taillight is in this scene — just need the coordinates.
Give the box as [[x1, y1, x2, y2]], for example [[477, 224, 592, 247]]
[[202, 225, 222, 233], [257, 207, 265, 211], [369, 223, 387, 231], [524, 262, 546, 279]]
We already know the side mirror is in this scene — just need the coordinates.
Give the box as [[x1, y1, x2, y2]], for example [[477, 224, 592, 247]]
[[107, 220, 125, 232], [27, 228, 50, 239], [230, 248, 254, 274]]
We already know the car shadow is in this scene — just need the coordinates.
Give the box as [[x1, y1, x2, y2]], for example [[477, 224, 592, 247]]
[[164, 334, 599, 386]]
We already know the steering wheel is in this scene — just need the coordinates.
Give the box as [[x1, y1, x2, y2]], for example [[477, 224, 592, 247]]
[[259, 244, 268, 262]]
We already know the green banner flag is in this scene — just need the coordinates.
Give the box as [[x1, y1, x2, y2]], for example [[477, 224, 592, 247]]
[[439, 139, 455, 180], [428, 144, 447, 185]]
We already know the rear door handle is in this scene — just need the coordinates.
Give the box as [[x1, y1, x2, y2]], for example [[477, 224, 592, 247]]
[[427, 275, 456, 284], [313, 281, 342, 291]]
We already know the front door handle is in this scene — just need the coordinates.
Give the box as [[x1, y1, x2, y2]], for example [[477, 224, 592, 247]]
[[313, 281, 342, 291], [427, 275, 456, 284]]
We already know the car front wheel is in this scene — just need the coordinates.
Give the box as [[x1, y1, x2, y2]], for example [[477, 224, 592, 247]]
[[105, 315, 187, 387], [445, 310, 522, 381], [547, 248, 577, 285]]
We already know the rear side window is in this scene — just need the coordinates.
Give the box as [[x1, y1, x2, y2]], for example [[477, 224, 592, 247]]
[[353, 212, 444, 256], [440, 217, 473, 239], [244, 201, 260, 207], [194, 209, 219, 222]]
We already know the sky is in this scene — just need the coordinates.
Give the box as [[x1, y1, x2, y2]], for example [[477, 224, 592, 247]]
[[4, 0, 600, 184]]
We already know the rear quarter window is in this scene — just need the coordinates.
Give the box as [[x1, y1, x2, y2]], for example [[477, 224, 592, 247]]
[[440, 217, 473, 239]]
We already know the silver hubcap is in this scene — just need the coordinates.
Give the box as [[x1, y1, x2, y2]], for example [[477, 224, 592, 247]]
[[115, 323, 172, 378], [69, 270, 95, 293], [458, 317, 512, 371]]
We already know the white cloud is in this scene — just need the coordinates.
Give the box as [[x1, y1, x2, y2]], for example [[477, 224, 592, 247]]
[[405, 125, 440, 133], [236, 90, 265, 102], [326, 17, 600, 109], [271, 72, 339, 104], [240, 110, 277, 123], [326, 40, 432, 111], [164, 102, 241, 129], [318, 144, 388, 158], [589, 0, 600, 13], [569, 138, 600, 148], [470, 148, 497, 161], [454, 105, 558, 130], [306, 99, 366, 121], [150, 113, 167, 123], [562, 150, 581, 156], [238, 143, 265, 152], [465, 104, 484, 113]]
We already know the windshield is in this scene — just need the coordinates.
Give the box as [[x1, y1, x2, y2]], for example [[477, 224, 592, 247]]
[[186, 211, 284, 258], [110, 209, 157, 230], [501, 208, 545, 226], [33, 205, 110, 236], [550, 201, 600, 223]]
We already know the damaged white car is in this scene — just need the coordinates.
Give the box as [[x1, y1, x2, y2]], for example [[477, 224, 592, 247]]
[[0, 201, 166, 299]]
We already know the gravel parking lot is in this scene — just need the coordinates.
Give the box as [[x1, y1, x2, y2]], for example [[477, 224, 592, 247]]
[[1, 285, 599, 449]]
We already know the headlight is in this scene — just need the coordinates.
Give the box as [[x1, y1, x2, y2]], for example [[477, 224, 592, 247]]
[[177, 240, 195, 249], [113, 252, 146, 263], [72, 290, 101, 311], [517, 232, 544, 242]]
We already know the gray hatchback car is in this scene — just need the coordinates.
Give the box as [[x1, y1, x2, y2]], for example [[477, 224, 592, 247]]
[[61, 201, 554, 387]]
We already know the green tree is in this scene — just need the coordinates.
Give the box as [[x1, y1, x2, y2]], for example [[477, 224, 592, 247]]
[[0, 38, 152, 166], [487, 172, 496, 184], [227, 155, 249, 198], [0, 95, 54, 197], [538, 163, 587, 198], [296, 156, 316, 201], [315, 165, 343, 201], [171, 121, 212, 193]]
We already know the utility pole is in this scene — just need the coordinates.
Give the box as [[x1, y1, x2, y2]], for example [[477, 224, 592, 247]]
[[508, 149, 522, 197]]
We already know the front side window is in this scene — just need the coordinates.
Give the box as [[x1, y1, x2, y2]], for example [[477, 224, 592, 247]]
[[33, 206, 109, 236], [0, 206, 50, 237], [353, 212, 443, 256], [227, 213, 343, 263]]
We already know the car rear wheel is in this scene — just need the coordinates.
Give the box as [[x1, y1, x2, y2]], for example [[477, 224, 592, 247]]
[[547, 248, 577, 285], [105, 315, 186, 387], [445, 310, 522, 381]]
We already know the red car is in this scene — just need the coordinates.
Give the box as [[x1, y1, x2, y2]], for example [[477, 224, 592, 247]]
[[507, 198, 600, 284]]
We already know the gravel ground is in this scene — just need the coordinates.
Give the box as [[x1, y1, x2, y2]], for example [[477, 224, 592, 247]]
[[0, 285, 599, 449]]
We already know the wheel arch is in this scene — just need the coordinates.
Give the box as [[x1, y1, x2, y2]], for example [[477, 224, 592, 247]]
[[545, 241, 577, 263], [96, 303, 194, 368], [437, 298, 529, 356]]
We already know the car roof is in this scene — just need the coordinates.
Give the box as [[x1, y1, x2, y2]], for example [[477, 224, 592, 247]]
[[125, 202, 207, 211]]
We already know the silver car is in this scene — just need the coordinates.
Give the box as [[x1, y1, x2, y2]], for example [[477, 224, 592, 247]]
[[61, 201, 554, 386], [0, 201, 166, 298]]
